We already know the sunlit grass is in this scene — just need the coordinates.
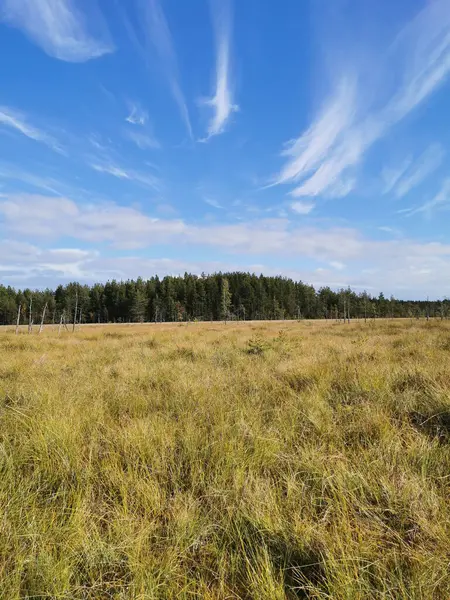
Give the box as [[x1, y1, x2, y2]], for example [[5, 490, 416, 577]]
[[0, 319, 449, 598]]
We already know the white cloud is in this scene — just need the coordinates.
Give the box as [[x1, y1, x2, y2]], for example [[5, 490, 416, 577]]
[[275, 0, 450, 200], [0, 239, 251, 287], [382, 158, 412, 194], [0, 163, 66, 195], [201, 0, 238, 140], [277, 79, 357, 188], [89, 161, 162, 190], [325, 177, 356, 199], [330, 261, 345, 271], [203, 197, 224, 209], [0, 194, 427, 261], [126, 103, 148, 126], [0, 106, 64, 153], [133, 0, 192, 138], [0, 195, 78, 237], [403, 178, 450, 217], [0, 0, 113, 62], [290, 201, 315, 215], [91, 163, 130, 179], [124, 129, 160, 150], [0, 194, 184, 248], [386, 144, 444, 198], [88, 134, 112, 152], [388, 0, 450, 118], [378, 226, 402, 236], [2, 193, 450, 296]]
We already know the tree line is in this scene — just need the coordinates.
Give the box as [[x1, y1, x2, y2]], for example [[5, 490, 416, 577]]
[[0, 272, 448, 326]]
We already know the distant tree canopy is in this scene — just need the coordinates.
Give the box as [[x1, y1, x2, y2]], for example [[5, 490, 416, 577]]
[[0, 272, 447, 325]]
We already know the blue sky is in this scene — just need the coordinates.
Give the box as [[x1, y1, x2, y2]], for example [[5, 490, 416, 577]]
[[1, 0, 450, 298]]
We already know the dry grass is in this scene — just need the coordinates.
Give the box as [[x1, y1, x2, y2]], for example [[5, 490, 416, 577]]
[[0, 319, 449, 599]]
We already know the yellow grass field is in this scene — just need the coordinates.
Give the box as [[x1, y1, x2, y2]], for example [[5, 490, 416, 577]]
[[0, 320, 449, 599]]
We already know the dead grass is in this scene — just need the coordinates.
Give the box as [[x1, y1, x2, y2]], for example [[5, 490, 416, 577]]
[[0, 319, 449, 599]]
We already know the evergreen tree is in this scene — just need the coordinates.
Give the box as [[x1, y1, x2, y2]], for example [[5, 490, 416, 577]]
[[0, 272, 445, 325], [130, 288, 147, 322]]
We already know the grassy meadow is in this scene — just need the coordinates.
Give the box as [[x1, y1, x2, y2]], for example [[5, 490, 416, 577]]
[[0, 319, 449, 599]]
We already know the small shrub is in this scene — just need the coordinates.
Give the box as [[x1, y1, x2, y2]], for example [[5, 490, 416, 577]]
[[275, 329, 288, 343], [246, 335, 269, 356]]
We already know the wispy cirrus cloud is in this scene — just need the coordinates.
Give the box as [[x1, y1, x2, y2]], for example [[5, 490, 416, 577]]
[[0, 0, 113, 62], [124, 102, 160, 148], [275, 78, 364, 198], [124, 129, 160, 150], [383, 144, 444, 198], [0, 162, 105, 203], [382, 158, 412, 194], [128, 0, 192, 138], [403, 178, 450, 217], [388, 0, 450, 119], [126, 103, 148, 126], [88, 133, 114, 153], [0, 163, 65, 195], [0, 106, 64, 153], [201, 0, 238, 140], [203, 197, 224, 210], [379, 226, 402, 237], [89, 159, 162, 191], [275, 0, 450, 200]]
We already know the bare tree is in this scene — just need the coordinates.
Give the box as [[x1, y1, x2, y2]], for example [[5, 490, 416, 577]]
[[28, 296, 33, 334], [39, 302, 48, 334], [15, 304, 21, 335]]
